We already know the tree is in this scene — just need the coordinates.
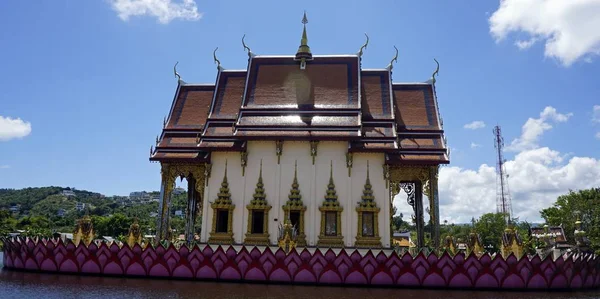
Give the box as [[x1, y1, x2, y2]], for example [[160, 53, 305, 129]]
[[540, 188, 600, 254], [474, 213, 507, 252]]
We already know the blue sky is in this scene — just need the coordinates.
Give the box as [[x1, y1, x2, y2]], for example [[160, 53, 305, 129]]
[[1, 0, 599, 222]]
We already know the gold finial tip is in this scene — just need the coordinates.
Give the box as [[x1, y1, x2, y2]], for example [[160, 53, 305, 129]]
[[302, 11, 308, 24]]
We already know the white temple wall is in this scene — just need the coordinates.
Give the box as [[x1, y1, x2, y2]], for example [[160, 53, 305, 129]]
[[200, 141, 391, 248]]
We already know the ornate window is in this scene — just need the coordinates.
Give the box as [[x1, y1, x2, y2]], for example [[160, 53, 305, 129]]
[[244, 161, 271, 246], [208, 161, 235, 244], [318, 161, 344, 248], [282, 161, 306, 246], [325, 212, 337, 236], [355, 161, 382, 248]]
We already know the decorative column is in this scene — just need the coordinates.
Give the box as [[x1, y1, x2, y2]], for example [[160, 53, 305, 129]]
[[390, 166, 430, 250], [184, 176, 198, 243], [317, 161, 344, 248], [156, 163, 175, 243], [427, 166, 441, 249], [355, 162, 382, 248], [244, 161, 272, 245]]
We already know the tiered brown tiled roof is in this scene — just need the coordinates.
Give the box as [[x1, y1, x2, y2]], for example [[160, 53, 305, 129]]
[[151, 51, 448, 165]]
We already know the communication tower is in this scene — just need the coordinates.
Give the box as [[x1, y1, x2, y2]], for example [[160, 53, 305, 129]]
[[493, 125, 512, 224]]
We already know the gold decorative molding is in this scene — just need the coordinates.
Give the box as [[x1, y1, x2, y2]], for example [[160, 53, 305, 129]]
[[275, 140, 283, 164], [310, 140, 319, 165], [240, 151, 248, 176], [282, 160, 307, 246], [382, 164, 390, 188], [208, 160, 235, 244], [317, 161, 344, 248], [245, 160, 272, 246], [355, 161, 382, 248], [345, 152, 353, 177]]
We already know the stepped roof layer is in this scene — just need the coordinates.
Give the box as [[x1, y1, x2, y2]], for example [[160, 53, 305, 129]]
[[151, 18, 448, 165]]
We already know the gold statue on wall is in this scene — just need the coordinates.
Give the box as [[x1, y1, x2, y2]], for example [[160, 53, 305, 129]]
[[127, 218, 142, 248], [73, 215, 95, 246]]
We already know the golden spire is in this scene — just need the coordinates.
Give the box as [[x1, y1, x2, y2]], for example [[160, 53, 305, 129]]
[[325, 160, 338, 202], [216, 160, 231, 204], [252, 159, 266, 204], [360, 161, 375, 206], [295, 11, 313, 63]]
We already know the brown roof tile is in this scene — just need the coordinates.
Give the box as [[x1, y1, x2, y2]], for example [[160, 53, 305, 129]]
[[238, 115, 359, 127], [362, 124, 395, 138], [158, 137, 198, 148], [361, 71, 392, 120], [167, 85, 214, 130], [398, 137, 445, 149], [393, 84, 440, 130], [387, 153, 449, 164], [210, 71, 246, 119], [245, 57, 359, 109]]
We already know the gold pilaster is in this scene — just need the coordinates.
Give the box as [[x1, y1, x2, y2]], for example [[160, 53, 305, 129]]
[[275, 140, 283, 164], [345, 152, 353, 177], [310, 141, 318, 164]]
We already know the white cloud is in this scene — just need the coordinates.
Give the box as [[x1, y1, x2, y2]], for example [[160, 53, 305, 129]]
[[0, 116, 32, 141], [593, 105, 600, 123], [515, 38, 537, 50], [414, 106, 600, 224], [595, 132, 600, 140], [470, 142, 481, 149], [464, 121, 486, 130], [437, 149, 600, 223], [506, 106, 572, 152], [0, 165, 10, 169], [489, 0, 600, 66], [108, 0, 202, 24]]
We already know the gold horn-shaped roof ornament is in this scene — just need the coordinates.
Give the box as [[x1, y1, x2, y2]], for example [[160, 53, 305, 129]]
[[242, 34, 254, 58], [357, 33, 369, 58], [432, 58, 440, 84], [173, 61, 182, 82], [213, 47, 222, 70], [387, 45, 398, 70]]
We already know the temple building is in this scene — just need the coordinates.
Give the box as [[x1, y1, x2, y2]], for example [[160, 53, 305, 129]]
[[150, 13, 449, 249]]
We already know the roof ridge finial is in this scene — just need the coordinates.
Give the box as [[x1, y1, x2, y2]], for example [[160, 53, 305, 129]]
[[387, 45, 398, 70], [213, 47, 222, 70], [358, 33, 369, 58], [242, 34, 253, 58], [432, 58, 440, 84], [173, 61, 182, 82], [295, 11, 313, 66]]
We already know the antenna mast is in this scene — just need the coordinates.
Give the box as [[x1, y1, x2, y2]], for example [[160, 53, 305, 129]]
[[493, 125, 512, 225]]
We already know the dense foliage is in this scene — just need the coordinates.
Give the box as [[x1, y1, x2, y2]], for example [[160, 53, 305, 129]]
[[541, 188, 600, 254]]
